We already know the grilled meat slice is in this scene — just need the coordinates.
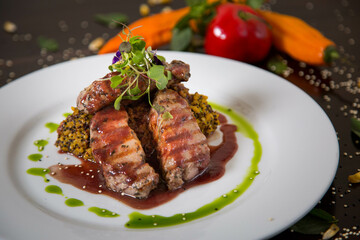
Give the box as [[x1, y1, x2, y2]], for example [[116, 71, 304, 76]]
[[90, 106, 159, 198], [149, 89, 210, 190], [77, 60, 190, 114]]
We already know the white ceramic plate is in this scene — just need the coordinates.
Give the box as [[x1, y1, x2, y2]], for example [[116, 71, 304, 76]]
[[0, 52, 339, 240]]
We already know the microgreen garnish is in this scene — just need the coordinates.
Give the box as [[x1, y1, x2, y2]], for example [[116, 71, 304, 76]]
[[108, 25, 172, 120]]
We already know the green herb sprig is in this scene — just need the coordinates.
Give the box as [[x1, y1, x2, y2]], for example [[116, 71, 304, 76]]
[[108, 27, 172, 115]]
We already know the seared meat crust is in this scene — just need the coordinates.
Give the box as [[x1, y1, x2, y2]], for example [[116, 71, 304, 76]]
[[149, 89, 210, 190], [90, 106, 159, 198], [77, 60, 190, 114]]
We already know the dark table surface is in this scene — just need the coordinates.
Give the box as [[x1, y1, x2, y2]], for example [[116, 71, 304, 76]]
[[1, 0, 359, 239]]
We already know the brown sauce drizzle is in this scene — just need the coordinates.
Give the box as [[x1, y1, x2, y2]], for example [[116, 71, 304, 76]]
[[49, 113, 238, 210]]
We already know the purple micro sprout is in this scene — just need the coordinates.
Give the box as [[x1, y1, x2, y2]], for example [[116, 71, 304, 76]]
[[153, 55, 163, 66], [112, 50, 122, 64], [152, 51, 163, 66]]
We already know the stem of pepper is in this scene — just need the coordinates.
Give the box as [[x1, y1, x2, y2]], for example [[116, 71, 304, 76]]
[[323, 45, 340, 64]]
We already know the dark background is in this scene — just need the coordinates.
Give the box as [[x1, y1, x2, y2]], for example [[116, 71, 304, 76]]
[[1, 0, 359, 239]]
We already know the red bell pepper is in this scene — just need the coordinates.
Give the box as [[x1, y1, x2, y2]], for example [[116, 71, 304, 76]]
[[204, 3, 272, 63]]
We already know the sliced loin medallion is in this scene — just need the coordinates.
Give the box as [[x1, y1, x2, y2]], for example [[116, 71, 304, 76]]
[[149, 89, 211, 190], [90, 106, 159, 199]]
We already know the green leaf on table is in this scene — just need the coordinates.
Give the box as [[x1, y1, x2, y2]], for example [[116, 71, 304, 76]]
[[309, 208, 335, 222], [290, 208, 338, 235], [170, 27, 193, 51], [350, 118, 360, 138], [94, 13, 128, 28], [148, 65, 168, 90], [246, 0, 266, 9], [37, 36, 59, 52]]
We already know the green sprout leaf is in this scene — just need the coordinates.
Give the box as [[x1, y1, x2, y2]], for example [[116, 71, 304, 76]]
[[162, 111, 173, 120], [132, 51, 144, 65], [153, 103, 165, 113], [148, 65, 168, 90], [37, 36, 59, 52], [94, 13, 128, 28], [130, 37, 146, 52], [114, 95, 122, 110], [129, 85, 141, 96], [119, 41, 132, 53], [110, 75, 125, 88], [166, 70, 172, 80]]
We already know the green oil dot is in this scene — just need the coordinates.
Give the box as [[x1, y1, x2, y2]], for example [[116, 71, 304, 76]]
[[28, 153, 43, 162], [45, 185, 63, 195], [65, 198, 84, 207], [34, 139, 49, 151], [45, 122, 59, 133], [26, 168, 50, 182], [88, 207, 119, 218]]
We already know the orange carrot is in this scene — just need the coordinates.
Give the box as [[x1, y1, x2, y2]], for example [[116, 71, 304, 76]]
[[258, 10, 339, 65], [98, 7, 189, 54]]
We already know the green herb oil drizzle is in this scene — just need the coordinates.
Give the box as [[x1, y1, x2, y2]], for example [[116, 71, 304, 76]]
[[88, 207, 120, 217], [34, 139, 49, 151], [27, 153, 43, 162], [125, 103, 262, 228], [65, 198, 84, 207], [45, 185, 63, 195], [45, 122, 59, 133], [26, 168, 50, 182]]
